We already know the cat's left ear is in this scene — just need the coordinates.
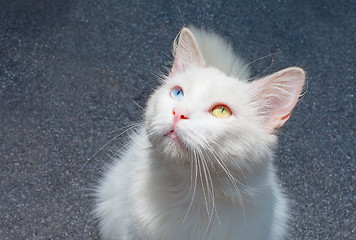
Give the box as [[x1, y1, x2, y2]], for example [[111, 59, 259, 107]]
[[170, 27, 205, 76], [250, 67, 305, 130]]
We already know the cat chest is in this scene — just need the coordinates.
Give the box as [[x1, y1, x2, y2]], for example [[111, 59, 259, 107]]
[[130, 173, 268, 240]]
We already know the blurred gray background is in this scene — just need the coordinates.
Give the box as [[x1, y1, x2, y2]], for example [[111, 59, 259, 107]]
[[1, 0, 355, 239]]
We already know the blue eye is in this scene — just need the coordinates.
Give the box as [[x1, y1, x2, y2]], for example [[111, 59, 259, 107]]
[[170, 87, 184, 100]]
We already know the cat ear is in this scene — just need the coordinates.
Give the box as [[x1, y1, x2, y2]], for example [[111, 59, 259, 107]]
[[250, 67, 305, 130], [170, 27, 205, 75]]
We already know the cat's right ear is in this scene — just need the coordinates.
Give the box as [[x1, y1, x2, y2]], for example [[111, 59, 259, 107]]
[[170, 28, 205, 76]]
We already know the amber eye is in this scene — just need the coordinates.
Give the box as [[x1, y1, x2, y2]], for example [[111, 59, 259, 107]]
[[211, 105, 232, 118]]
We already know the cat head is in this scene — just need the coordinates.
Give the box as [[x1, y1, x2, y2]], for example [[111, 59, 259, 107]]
[[145, 27, 305, 170]]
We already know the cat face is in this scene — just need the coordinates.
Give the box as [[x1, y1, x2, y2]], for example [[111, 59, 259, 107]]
[[145, 66, 274, 170]]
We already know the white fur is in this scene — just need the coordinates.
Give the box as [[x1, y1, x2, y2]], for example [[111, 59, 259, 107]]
[[188, 26, 250, 80], [95, 27, 305, 240]]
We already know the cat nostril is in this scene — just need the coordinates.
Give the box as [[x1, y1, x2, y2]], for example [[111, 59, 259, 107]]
[[172, 108, 189, 120]]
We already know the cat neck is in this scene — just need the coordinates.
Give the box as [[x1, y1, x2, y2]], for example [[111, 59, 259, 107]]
[[147, 149, 275, 203]]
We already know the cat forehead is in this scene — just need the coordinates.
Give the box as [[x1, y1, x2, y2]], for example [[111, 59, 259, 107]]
[[167, 67, 246, 96]]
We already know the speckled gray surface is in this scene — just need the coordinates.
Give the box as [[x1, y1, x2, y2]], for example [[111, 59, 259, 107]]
[[1, 0, 355, 239]]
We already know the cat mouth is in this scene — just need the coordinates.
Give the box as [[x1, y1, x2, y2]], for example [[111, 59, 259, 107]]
[[165, 130, 180, 141], [165, 130, 185, 146]]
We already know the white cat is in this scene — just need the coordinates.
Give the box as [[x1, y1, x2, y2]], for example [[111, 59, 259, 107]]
[[94, 26, 305, 240]]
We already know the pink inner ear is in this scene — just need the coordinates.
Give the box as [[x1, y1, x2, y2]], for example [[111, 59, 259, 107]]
[[170, 28, 205, 75], [267, 112, 291, 129], [252, 67, 305, 130]]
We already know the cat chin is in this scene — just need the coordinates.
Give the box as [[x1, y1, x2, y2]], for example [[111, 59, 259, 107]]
[[148, 133, 195, 166], [162, 138, 191, 160]]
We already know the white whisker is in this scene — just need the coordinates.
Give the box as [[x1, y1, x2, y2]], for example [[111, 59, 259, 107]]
[[243, 51, 281, 69], [198, 148, 217, 234], [196, 152, 210, 217], [201, 140, 247, 225], [183, 149, 199, 223], [78, 123, 140, 173]]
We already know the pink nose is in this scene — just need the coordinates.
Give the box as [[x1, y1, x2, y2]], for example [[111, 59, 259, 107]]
[[172, 108, 189, 124]]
